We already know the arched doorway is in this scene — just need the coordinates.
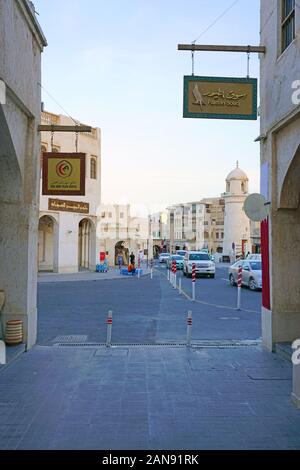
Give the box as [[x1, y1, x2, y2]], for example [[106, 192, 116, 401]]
[[115, 241, 129, 266], [38, 215, 58, 272], [78, 219, 93, 270], [271, 143, 300, 343]]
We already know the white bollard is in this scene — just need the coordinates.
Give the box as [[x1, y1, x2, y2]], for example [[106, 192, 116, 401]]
[[138, 268, 140, 279], [0, 340, 6, 365], [167, 269, 170, 281], [106, 310, 113, 347], [237, 267, 242, 310], [151, 268, 153, 279], [173, 273, 177, 289], [237, 286, 241, 310], [186, 311, 192, 347], [179, 277, 182, 295]]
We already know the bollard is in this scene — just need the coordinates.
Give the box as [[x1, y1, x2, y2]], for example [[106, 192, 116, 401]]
[[106, 310, 113, 347], [179, 277, 182, 295], [167, 269, 170, 281], [173, 261, 177, 289], [151, 268, 153, 279], [0, 340, 6, 365], [192, 263, 196, 301], [186, 311, 192, 347], [237, 266, 242, 310]]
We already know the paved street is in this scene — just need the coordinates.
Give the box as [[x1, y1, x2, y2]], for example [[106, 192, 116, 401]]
[[37, 264, 261, 345], [0, 265, 299, 450]]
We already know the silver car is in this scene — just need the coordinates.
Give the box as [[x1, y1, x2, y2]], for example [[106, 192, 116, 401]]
[[228, 259, 262, 291]]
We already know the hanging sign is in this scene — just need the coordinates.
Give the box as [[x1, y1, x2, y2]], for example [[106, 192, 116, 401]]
[[183, 76, 257, 120], [42, 153, 85, 196]]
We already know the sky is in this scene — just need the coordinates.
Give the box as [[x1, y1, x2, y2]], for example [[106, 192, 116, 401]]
[[35, 0, 261, 216]]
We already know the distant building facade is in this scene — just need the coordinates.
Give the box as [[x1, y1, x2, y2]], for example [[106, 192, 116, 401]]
[[39, 111, 101, 273], [167, 199, 224, 253], [99, 204, 152, 265], [149, 212, 168, 256]]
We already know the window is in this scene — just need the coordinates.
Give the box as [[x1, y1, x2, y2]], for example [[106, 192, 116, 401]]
[[281, 0, 295, 52], [108, 212, 112, 218], [101, 212, 105, 218], [120, 212, 124, 219], [90, 157, 97, 179], [216, 233, 219, 239]]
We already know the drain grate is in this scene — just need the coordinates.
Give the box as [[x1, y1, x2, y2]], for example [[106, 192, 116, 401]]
[[52, 335, 88, 343], [53, 340, 261, 349]]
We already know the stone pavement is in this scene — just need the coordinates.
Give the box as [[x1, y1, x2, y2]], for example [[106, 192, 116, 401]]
[[38, 266, 150, 283], [0, 344, 300, 450], [1, 267, 299, 450]]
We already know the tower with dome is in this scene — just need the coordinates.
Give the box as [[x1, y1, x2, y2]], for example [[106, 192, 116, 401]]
[[223, 162, 251, 260]]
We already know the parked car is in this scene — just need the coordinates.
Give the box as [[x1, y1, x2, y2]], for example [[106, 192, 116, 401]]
[[183, 251, 216, 278], [158, 253, 171, 263], [228, 259, 262, 291], [246, 253, 262, 261], [176, 250, 187, 257], [167, 254, 184, 270]]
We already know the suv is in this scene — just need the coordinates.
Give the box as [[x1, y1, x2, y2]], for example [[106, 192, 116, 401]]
[[158, 253, 171, 263], [183, 251, 216, 278]]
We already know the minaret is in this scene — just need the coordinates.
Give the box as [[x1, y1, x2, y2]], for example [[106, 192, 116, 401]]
[[223, 163, 251, 260]]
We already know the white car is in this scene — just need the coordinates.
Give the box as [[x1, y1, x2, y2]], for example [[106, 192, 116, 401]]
[[159, 253, 171, 263], [246, 254, 261, 261], [183, 251, 216, 278]]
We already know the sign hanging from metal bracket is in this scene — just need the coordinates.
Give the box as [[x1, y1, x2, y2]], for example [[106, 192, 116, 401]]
[[178, 43, 265, 121]]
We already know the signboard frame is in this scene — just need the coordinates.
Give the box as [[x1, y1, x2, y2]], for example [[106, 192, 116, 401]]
[[183, 75, 257, 120], [42, 152, 86, 196]]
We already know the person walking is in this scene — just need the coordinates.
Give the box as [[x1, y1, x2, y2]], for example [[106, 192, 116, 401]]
[[130, 252, 135, 265], [117, 253, 123, 270]]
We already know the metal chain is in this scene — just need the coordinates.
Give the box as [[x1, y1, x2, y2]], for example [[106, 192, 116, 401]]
[[75, 127, 79, 153], [51, 126, 54, 152], [247, 46, 250, 78], [191, 50, 195, 76]]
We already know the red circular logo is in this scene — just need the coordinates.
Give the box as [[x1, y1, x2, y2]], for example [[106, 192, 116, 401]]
[[56, 160, 73, 178]]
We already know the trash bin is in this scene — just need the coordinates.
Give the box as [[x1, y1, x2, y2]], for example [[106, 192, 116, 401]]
[[5, 320, 23, 345]]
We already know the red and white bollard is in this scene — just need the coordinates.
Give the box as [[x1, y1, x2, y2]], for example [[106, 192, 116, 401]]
[[186, 310, 192, 347], [106, 310, 113, 347], [192, 263, 196, 301], [173, 260, 177, 289], [237, 266, 242, 310]]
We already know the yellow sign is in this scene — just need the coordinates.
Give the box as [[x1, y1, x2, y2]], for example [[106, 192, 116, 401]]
[[42, 153, 85, 196], [183, 76, 257, 120]]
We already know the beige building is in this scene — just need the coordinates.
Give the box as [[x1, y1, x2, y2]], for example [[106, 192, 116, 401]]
[[0, 0, 47, 348], [39, 111, 101, 273], [149, 212, 168, 257], [259, 1, 300, 404], [98, 204, 152, 265], [167, 198, 225, 254]]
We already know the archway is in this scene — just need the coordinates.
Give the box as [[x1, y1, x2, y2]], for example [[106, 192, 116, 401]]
[[115, 241, 129, 266], [38, 215, 58, 272], [270, 144, 300, 343], [153, 244, 161, 258], [78, 219, 93, 270]]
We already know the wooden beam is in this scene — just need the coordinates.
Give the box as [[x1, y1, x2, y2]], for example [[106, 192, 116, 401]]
[[38, 125, 92, 133], [178, 44, 266, 53]]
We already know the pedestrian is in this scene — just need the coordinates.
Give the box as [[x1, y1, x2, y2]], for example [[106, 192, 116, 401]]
[[117, 253, 123, 270], [130, 251, 135, 264]]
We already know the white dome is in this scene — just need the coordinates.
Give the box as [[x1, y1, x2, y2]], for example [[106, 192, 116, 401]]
[[226, 163, 248, 181]]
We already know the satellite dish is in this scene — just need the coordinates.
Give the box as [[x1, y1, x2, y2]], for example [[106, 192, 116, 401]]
[[243, 193, 270, 222]]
